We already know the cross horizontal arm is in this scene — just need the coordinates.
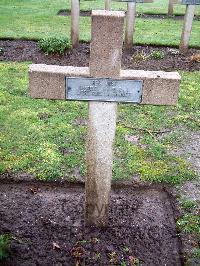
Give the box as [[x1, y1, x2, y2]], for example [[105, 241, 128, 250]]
[[29, 64, 180, 105]]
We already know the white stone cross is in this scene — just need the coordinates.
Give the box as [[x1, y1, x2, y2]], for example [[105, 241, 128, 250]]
[[71, 0, 80, 47], [29, 10, 181, 227], [113, 0, 154, 48], [105, 0, 112, 10], [179, 0, 199, 52], [168, 0, 179, 16]]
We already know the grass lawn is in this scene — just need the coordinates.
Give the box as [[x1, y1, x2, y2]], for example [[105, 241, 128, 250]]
[[0, 0, 200, 47], [0, 62, 199, 184], [79, 0, 200, 14]]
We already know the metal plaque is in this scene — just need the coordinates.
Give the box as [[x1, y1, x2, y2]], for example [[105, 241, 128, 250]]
[[66, 77, 143, 103], [181, 0, 200, 4]]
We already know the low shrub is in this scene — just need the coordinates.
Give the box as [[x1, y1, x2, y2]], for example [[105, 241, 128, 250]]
[[132, 51, 149, 61], [150, 50, 165, 59], [38, 37, 72, 55]]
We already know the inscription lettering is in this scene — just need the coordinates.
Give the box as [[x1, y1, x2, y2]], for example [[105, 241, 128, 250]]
[[66, 77, 143, 103]]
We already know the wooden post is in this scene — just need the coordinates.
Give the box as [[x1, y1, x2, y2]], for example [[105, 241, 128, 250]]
[[105, 0, 111, 10], [179, 4, 195, 53], [125, 2, 136, 49], [71, 0, 80, 47], [168, 0, 174, 16], [85, 11, 125, 227]]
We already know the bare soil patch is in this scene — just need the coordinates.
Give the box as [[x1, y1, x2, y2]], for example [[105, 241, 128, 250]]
[[57, 9, 200, 20], [0, 40, 199, 71], [0, 181, 183, 265]]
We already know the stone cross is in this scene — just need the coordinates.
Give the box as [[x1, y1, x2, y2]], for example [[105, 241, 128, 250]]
[[29, 10, 181, 227], [168, 0, 179, 16], [71, 0, 80, 47], [179, 0, 199, 53], [105, 0, 111, 10], [168, 0, 174, 16], [114, 0, 154, 49]]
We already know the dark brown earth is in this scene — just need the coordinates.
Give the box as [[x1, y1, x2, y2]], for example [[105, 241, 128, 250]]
[[57, 9, 200, 21], [0, 181, 183, 266], [0, 40, 199, 71]]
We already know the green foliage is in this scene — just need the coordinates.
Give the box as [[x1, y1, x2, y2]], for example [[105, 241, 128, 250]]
[[38, 37, 71, 55], [180, 199, 197, 212], [132, 51, 149, 61], [177, 214, 200, 234], [0, 1, 199, 46], [150, 50, 165, 59], [193, 248, 200, 259], [0, 234, 12, 260]]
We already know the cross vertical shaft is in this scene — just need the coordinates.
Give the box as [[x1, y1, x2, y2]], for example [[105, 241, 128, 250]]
[[85, 11, 125, 227]]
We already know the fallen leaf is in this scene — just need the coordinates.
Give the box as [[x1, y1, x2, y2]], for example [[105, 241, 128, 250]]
[[71, 246, 85, 258], [28, 187, 39, 194]]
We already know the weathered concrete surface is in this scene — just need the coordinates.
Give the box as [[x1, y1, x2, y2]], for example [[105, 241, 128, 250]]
[[29, 65, 180, 106], [90, 10, 125, 78], [85, 10, 125, 227], [29, 65, 89, 99], [85, 102, 117, 226], [121, 69, 181, 105]]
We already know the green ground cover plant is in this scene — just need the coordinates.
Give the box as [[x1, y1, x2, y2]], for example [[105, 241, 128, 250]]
[[177, 213, 200, 234], [177, 198, 200, 263], [193, 248, 200, 259], [180, 198, 198, 212], [150, 50, 165, 59], [0, 62, 199, 184], [38, 37, 71, 55], [0, 0, 199, 47], [0, 234, 12, 261]]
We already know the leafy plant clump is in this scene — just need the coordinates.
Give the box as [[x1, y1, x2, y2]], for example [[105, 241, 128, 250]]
[[0, 234, 12, 260], [38, 37, 72, 55], [132, 51, 150, 61], [180, 198, 197, 212], [150, 50, 165, 59], [193, 248, 200, 259], [178, 199, 199, 234]]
